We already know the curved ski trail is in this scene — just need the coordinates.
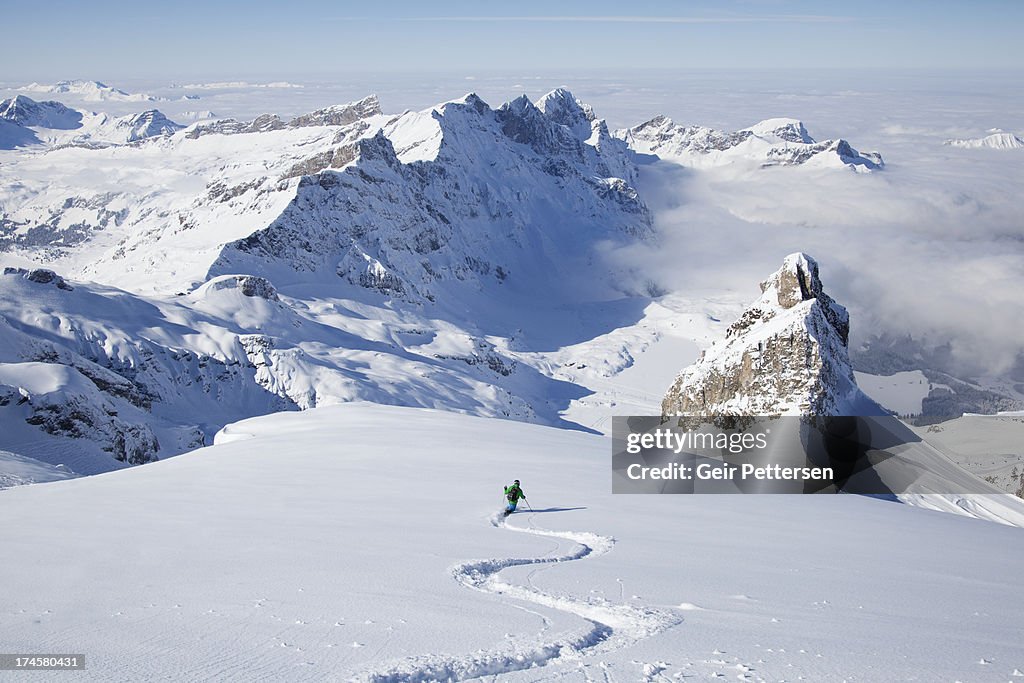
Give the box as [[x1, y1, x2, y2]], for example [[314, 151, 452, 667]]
[[357, 512, 680, 682]]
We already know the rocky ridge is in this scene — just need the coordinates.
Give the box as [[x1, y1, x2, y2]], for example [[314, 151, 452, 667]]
[[214, 90, 649, 305]]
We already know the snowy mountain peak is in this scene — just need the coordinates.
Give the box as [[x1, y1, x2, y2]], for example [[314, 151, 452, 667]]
[[536, 87, 577, 109], [757, 253, 841, 318], [536, 88, 594, 139], [496, 92, 584, 156], [116, 109, 183, 142], [744, 118, 813, 144], [502, 93, 539, 116], [352, 129, 401, 167], [0, 94, 83, 130], [448, 92, 491, 112], [210, 91, 649, 305], [663, 253, 882, 418], [0, 81, 654, 471], [0, 95, 183, 146]]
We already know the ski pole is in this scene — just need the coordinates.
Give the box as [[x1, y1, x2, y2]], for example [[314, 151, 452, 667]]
[[525, 499, 533, 511]]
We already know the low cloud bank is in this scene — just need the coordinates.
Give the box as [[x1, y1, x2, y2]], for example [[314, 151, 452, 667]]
[[614, 155, 1023, 378]]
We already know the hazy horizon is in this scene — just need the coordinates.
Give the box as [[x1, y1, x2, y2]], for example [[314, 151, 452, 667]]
[[4, 0, 1024, 81]]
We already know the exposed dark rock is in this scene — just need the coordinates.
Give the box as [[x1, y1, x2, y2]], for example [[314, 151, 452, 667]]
[[663, 253, 876, 421]]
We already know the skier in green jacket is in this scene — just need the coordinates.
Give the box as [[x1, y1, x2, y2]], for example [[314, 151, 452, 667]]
[[503, 480, 526, 516]]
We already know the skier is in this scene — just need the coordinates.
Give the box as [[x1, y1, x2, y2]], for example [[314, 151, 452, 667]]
[[503, 479, 526, 516]]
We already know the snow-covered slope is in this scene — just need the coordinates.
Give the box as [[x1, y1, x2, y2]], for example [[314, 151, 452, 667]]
[[0, 450, 78, 489], [2, 76, 1022, 680], [854, 369, 932, 416], [0, 117, 41, 150], [1, 403, 1022, 681], [912, 415, 1024, 497], [617, 115, 884, 171], [0, 268, 290, 474], [3, 84, 1016, 515], [0, 260, 609, 474]]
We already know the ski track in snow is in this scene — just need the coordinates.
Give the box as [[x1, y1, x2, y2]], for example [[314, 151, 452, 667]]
[[356, 512, 681, 682]]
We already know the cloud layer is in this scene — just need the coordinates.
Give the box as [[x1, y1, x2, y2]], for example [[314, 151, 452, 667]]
[[617, 149, 1023, 376]]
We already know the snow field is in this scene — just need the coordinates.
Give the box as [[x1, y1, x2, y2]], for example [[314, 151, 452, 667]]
[[1, 403, 1023, 681], [853, 370, 931, 416]]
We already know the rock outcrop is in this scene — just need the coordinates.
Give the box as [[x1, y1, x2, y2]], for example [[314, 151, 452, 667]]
[[662, 253, 885, 420]]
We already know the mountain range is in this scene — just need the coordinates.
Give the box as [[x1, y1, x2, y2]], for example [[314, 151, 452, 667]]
[[2, 81, 1024, 681], [617, 115, 884, 171], [20, 79, 167, 102], [1, 86, 1019, 493]]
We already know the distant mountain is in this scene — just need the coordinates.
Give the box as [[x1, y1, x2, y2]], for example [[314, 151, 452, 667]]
[[945, 131, 1024, 149], [113, 109, 184, 142], [0, 95, 83, 129], [184, 95, 383, 138], [912, 415, 1024, 498], [0, 94, 182, 147], [617, 116, 884, 172], [172, 81, 303, 90], [662, 253, 887, 418], [177, 110, 218, 122], [20, 80, 163, 102], [289, 95, 383, 127]]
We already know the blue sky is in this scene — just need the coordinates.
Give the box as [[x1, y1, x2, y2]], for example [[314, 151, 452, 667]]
[[3, 0, 1023, 80]]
